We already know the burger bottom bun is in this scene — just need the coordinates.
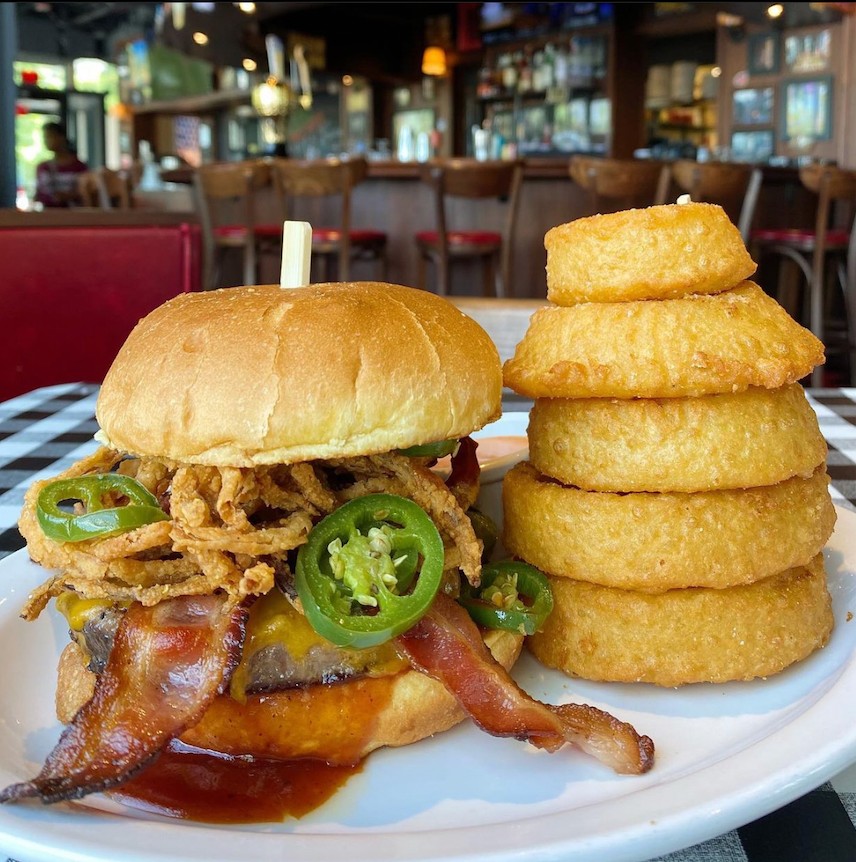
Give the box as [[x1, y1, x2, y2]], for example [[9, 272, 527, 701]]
[[56, 629, 523, 762], [527, 554, 832, 687]]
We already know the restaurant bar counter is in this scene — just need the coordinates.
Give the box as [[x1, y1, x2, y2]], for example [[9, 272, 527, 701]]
[[0, 383, 856, 862], [166, 159, 817, 297]]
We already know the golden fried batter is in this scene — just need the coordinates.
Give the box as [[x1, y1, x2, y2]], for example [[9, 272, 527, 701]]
[[546, 202, 756, 304], [503, 283, 825, 399], [528, 384, 826, 492], [528, 554, 833, 686], [502, 462, 835, 591], [18, 446, 484, 619]]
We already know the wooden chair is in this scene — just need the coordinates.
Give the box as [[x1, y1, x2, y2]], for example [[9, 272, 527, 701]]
[[77, 168, 133, 209], [671, 160, 763, 242], [268, 156, 386, 283], [569, 156, 670, 213], [193, 159, 281, 289], [77, 172, 101, 207], [415, 159, 524, 298], [448, 296, 549, 364], [751, 165, 856, 386], [97, 168, 133, 209]]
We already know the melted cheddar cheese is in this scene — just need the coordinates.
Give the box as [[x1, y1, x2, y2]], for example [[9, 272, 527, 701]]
[[230, 590, 409, 701], [56, 593, 125, 631]]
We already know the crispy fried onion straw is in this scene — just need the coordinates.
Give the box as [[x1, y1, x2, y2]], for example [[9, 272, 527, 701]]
[[18, 446, 482, 620]]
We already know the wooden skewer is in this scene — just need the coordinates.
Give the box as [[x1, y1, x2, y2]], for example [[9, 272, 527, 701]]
[[280, 220, 312, 288]]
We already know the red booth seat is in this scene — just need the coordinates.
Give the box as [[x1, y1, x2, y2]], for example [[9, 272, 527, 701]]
[[0, 222, 201, 402]]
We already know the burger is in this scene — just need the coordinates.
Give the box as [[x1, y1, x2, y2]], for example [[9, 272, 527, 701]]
[[2, 281, 652, 812]]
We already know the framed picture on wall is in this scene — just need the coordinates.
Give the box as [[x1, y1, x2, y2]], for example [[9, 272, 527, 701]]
[[748, 32, 779, 76], [732, 87, 774, 126], [780, 76, 833, 142], [784, 29, 832, 74], [731, 129, 775, 163]]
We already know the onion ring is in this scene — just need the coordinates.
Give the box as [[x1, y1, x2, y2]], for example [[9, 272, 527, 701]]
[[503, 283, 825, 399], [527, 554, 833, 686], [502, 462, 835, 591], [528, 383, 826, 492], [546, 202, 756, 304]]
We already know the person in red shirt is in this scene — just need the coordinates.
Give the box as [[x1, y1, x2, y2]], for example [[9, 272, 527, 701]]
[[34, 123, 88, 208]]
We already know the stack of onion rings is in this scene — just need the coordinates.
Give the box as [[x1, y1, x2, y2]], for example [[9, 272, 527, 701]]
[[502, 201, 835, 686]]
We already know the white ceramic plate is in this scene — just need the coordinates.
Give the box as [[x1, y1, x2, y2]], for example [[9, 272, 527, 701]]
[[1, 462, 856, 861]]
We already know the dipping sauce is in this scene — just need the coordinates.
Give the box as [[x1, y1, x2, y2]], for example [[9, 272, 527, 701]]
[[108, 740, 361, 824], [475, 435, 528, 465], [434, 435, 528, 475]]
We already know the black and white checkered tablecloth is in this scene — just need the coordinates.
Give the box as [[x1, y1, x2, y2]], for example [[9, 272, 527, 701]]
[[2, 382, 856, 862]]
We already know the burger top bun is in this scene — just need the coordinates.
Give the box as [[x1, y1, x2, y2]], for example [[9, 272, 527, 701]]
[[96, 282, 503, 466]]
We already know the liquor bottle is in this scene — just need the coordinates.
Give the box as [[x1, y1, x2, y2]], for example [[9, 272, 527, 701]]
[[554, 41, 569, 89], [500, 53, 517, 93], [477, 61, 495, 98], [532, 49, 545, 92], [541, 43, 556, 91], [517, 49, 532, 94]]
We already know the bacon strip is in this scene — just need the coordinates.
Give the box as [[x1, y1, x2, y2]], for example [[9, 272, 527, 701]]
[[0, 594, 246, 805], [446, 436, 480, 512], [395, 594, 654, 775]]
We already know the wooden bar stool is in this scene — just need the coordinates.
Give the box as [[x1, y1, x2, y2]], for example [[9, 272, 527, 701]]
[[671, 160, 763, 242], [193, 159, 281, 289], [415, 159, 523, 298], [751, 165, 856, 386], [268, 156, 386, 283], [78, 168, 133, 209], [77, 171, 101, 207], [98, 168, 133, 209], [569, 156, 671, 213]]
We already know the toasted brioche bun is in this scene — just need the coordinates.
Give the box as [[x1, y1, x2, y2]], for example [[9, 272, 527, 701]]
[[528, 384, 827, 493], [503, 282, 824, 399], [527, 555, 833, 686], [56, 629, 523, 760], [96, 282, 502, 466], [546, 202, 756, 304], [502, 461, 836, 591]]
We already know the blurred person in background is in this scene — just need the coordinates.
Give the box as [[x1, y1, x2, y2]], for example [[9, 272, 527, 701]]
[[34, 123, 88, 207]]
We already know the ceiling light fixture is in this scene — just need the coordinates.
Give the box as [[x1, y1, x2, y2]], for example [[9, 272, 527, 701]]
[[716, 11, 743, 27], [171, 1, 186, 30], [192, 31, 209, 45], [421, 46, 447, 77], [242, 58, 257, 72], [767, 3, 784, 18], [236, 2, 256, 12]]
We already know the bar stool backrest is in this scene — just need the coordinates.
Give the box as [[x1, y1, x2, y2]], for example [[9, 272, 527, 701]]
[[95, 168, 133, 209], [803, 165, 856, 351], [77, 172, 101, 208], [420, 158, 524, 297], [569, 156, 670, 213], [193, 159, 271, 288], [671, 160, 762, 242], [269, 156, 369, 280], [799, 164, 856, 241]]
